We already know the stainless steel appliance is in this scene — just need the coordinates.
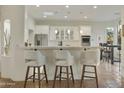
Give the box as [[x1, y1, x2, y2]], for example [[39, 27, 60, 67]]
[[35, 34, 48, 46], [81, 35, 91, 46]]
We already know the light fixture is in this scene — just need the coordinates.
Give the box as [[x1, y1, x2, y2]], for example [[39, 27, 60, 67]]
[[119, 25, 122, 29], [106, 27, 114, 31], [55, 29, 58, 34], [80, 30, 83, 34], [93, 5, 98, 9], [64, 16, 68, 19], [84, 16, 88, 19], [65, 5, 69, 8], [43, 15, 47, 18], [67, 29, 70, 34]]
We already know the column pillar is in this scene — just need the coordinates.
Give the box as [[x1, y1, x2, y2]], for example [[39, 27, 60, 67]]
[[121, 8, 124, 77], [0, 5, 26, 81]]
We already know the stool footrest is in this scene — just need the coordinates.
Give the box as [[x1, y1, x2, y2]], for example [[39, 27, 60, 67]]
[[84, 75, 96, 78], [84, 71, 95, 73], [61, 72, 71, 74], [56, 65, 70, 67], [27, 76, 46, 81], [84, 65, 96, 67], [24, 65, 48, 88], [34, 73, 46, 75], [56, 74, 72, 80], [80, 65, 98, 88]]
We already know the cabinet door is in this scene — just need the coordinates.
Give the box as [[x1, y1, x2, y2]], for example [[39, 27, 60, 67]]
[[73, 27, 80, 40], [49, 26, 80, 41], [49, 27, 56, 40], [80, 26, 91, 36]]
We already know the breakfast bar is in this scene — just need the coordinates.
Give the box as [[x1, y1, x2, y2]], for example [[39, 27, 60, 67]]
[[24, 46, 100, 80]]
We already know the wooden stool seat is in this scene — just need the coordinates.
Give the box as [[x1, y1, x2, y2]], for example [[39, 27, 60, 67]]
[[24, 65, 48, 88]]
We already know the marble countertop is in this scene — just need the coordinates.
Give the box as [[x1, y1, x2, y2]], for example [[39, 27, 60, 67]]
[[22, 46, 100, 50]]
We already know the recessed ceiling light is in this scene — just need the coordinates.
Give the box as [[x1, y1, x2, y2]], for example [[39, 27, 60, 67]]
[[84, 16, 88, 19], [43, 15, 47, 18], [64, 16, 68, 19], [65, 5, 69, 8], [93, 5, 98, 9]]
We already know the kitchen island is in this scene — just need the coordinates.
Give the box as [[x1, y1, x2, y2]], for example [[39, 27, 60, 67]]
[[24, 46, 100, 80]]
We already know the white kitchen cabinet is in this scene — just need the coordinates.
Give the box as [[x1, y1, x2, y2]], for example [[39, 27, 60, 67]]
[[49, 26, 80, 41], [34, 34, 48, 46], [73, 27, 80, 40], [49, 27, 57, 40], [80, 26, 91, 36], [35, 25, 49, 34]]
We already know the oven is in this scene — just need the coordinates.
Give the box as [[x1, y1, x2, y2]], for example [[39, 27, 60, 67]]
[[81, 36, 91, 46]]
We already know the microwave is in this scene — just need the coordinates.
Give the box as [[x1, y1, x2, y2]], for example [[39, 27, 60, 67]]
[[81, 36, 91, 46]]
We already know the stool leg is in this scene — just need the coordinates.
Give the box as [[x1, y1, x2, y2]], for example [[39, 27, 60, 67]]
[[59, 66, 62, 82], [94, 66, 98, 88], [33, 67, 35, 83], [38, 67, 41, 88], [43, 65, 48, 83], [66, 66, 69, 88], [70, 66, 75, 84], [24, 66, 30, 88], [80, 65, 85, 88], [53, 66, 58, 88]]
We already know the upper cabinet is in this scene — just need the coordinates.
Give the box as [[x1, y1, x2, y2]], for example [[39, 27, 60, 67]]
[[49, 26, 80, 41], [35, 25, 49, 34], [80, 26, 91, 36]]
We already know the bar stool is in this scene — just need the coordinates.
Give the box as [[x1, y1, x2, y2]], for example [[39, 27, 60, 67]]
[[80, 48, 100, 88], [53, 49, 75, 88], [24, 50, 48, 88]]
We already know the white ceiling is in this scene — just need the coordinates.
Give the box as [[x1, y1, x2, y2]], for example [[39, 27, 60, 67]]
[[26, 5, 124, 22]]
